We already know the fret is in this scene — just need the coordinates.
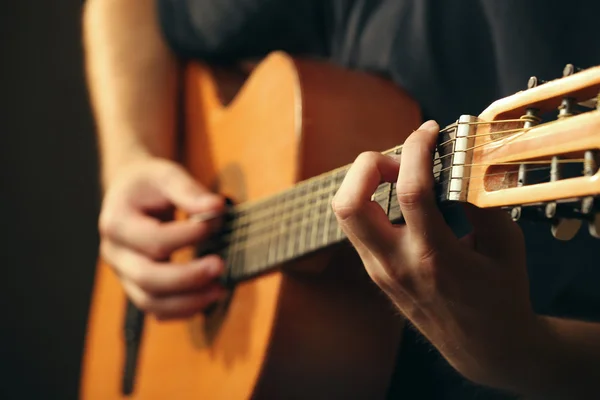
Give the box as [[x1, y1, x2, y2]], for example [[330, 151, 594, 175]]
[[267, 195, 282, 265], [253, 200, 272, 272], [314, 186, 326, 248], [385, 182, 393, 216], [322, 175, 335, 245], [252, 197, 273, 269], [221, 144, 434, 283], [308, 179, 321, 251], [297, 182, 309, 256], [334, 169, 347, 241], [275, 191, 289, 263], [285, 189, 299, 260], [387, 185, 404, 222], [246, 215, 258, 275]]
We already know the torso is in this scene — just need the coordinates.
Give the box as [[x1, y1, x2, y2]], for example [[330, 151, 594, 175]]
[[157, 1, 600, 397]]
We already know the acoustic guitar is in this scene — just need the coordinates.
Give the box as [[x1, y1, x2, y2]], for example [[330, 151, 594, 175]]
[[80, 52, 600, 399]]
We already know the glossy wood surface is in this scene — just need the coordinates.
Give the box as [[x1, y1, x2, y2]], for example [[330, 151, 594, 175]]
[[468, 66, 600, 208], [80, 52, 421, 399]]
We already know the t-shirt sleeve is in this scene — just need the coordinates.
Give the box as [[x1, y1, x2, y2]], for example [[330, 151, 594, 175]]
[[156, 0, 330, 62]]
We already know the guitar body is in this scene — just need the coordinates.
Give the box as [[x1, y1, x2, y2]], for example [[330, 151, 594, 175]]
[[81, 52, 421, 399]]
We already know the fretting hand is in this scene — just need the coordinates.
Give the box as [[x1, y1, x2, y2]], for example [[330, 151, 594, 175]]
[[99, 158, 227, 320], [332, 120, 542, 389]]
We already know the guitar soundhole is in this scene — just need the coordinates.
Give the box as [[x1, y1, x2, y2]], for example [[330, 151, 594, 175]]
[[188, 290, 234, 349]]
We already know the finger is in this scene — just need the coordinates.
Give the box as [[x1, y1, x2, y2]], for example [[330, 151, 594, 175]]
[[397, 120, 457, 248], [99, 207, 219, 260], [102, 241, 225, 296], [332, 151, 400, 259], [122, 279, 226, 320], [152, 163, 224, 215]]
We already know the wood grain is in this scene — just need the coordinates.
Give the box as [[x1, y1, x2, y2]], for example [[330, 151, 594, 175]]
[[80, 52, 421, 399]]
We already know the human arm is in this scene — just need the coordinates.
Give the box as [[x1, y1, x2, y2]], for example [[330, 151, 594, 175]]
[[331, 120, 600, 399], [83, 0, 226, 319], [83, 0, 179, 184]]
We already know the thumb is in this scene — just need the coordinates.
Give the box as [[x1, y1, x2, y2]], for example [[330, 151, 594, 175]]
[[154, 163, 224, 214]]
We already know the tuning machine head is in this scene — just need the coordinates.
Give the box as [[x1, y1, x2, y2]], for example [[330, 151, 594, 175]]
[[551, 218, 582, 241], [588, 213, 600, 239]]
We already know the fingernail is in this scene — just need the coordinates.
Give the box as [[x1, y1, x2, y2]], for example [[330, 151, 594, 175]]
[[418, 120, 439, 132], [196, 194, 222, 207], [206, 259, 224, 275], [191, 196, 224, 216]]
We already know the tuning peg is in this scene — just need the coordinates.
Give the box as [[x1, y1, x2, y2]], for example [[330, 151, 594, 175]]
[[527, 76, 548, 89], [510, 206, 522, 221], [563, 64, 584, 77], [588, 214, 600, 239], [551, 218, 582, 241]]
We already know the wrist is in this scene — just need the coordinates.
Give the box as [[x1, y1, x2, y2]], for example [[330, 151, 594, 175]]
[[489, 315, 591, 400], [100, 145, 157, 189], [458, 314, 553, 396]]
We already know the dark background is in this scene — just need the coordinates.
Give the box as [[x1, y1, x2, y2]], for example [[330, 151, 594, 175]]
[[0, 1, 100, 399]]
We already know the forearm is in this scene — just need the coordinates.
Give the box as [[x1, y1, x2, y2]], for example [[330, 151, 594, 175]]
[[83, 0, 179, 187], [503, 316, 600, 399]]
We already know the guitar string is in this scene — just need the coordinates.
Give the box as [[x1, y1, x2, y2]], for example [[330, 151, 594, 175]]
[[218, 121, 569, 250], [221, 118, 546, 234], [226, 158, 590, 277], [208, 117, 587, 275], [222, 117, 535, 231], [220, 158, 585, 261], [227, 117, 528, 214], [222, 117, 525, 231], [219, 161, 584, 254]]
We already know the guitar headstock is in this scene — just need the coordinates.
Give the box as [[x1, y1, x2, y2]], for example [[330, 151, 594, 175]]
[[440, 64, 600, 240]]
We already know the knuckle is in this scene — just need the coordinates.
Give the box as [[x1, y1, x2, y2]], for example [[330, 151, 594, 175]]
[[355, 151, 380, 167], [396, 183, 427, 210], [98, 209, 119, 238], [405, 132, 430, 149], [98, 240, 117, 266], [331, 196, 359, 222], [130, 291, 155, 312], [126, 260, 153, 288], [98, 240, 110, 259], [145, 241, 172, 260]]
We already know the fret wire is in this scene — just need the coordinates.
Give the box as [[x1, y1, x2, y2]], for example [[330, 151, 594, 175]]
[[229, 116, 531, 217], [218, 179, 420, 248], [309, 177, 322, 250], [323, 174, 336, 244], [295, 183, 307, 257], [231, 170, 351, 230], [266, 194, 280, 265], [286, 189, 299, 260], [223, 117, 550, 280], [221, 184, 390, 248], [224, 173, 412, 280], [276, 190, 289, 264], [221, 182, 391, 254]]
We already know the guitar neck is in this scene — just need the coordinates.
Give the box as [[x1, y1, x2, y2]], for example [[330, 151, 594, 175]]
[[211, 146, 406, 284]]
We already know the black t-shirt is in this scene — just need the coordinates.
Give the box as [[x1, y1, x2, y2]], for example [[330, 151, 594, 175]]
[[157, 1, 600, 398]]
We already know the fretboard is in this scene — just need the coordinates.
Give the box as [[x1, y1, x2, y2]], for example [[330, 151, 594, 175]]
[[207, 146, 407, 284]]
